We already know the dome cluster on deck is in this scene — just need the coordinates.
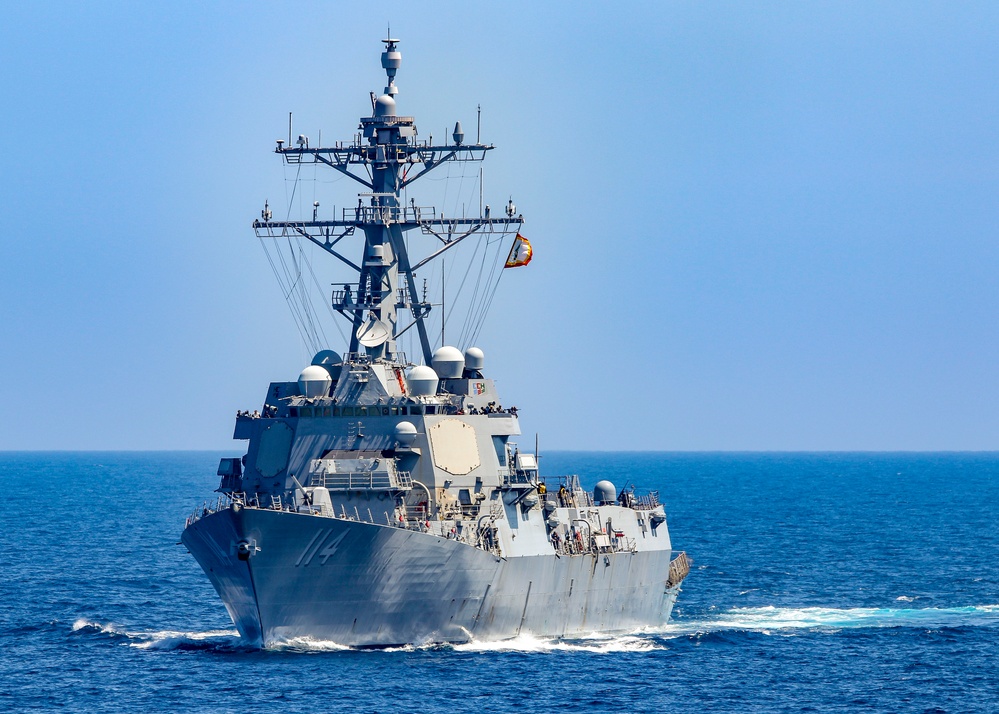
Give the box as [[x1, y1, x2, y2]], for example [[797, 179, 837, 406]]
[[296, 350, 343, 397], [294, 347, 485, 398], [410, 346, 485, 395]]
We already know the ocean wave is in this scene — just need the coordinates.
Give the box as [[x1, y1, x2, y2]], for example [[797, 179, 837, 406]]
[[67, 604, 999, 655], [451, 632, 667, 653], [70, 619, 243, 651], [263, 631, 665, 654], [266, 637, 356, 652], [664, 604, 999, 636]]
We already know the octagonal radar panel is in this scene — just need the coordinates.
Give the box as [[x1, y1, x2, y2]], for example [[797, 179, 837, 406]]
[[429, 419, 480, 475], [356, 319, 391, 347]]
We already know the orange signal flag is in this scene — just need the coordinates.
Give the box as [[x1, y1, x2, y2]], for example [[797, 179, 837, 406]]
[[504, 234, 533, 268]]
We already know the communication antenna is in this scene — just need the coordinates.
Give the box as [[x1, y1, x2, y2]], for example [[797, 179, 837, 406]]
[[441, 257, 446, 347], [475, 104, 482, 216]]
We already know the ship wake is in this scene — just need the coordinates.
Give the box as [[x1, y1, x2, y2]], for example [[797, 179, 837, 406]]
[[68, 604, 999, 654], [665, 604, 999, 637]]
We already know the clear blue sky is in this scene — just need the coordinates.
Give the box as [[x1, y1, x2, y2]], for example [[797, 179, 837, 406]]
[[1, 2, 997, 450]]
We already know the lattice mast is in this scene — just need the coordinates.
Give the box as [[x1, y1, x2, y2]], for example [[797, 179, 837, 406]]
[[253, 38, 524, 365]]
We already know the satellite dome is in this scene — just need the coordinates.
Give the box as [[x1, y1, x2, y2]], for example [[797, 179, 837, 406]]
[[374, 94, 396, 117], [593, 480, 617, 505], [394, 421, 418, 447], [431, 346, 464, 379], [407, 365, 439, 397], [311, 350, 342, 366], [298, 365, 333, 398], [464, 347, 484, 371]]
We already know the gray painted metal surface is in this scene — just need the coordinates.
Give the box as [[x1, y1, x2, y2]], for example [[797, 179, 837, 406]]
[[183, 507, 682, 647], [181, 37, 688, 648]]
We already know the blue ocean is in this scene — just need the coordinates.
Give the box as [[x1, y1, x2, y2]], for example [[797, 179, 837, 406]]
[[1, 452, 996, 712]]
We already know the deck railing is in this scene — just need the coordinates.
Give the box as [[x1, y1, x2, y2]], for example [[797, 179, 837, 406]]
[[307, 470, 413, 492]]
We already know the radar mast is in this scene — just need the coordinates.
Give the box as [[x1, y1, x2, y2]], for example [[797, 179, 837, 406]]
[[253, 38, 524, 365]]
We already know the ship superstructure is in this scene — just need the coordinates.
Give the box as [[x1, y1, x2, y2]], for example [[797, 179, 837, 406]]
[[181, 38, 688, 647]]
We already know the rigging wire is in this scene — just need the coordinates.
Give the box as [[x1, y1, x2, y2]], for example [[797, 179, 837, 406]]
[[448, 169, 493, 344], [258, 164, 313, 352], [281, 165, 324, 354], [294, 164, 331, 351], [302, 245, 348, 345], [442, 229, 485, 336], [463, 234, 508, 348], [459, 232, 501, 344], [468, 239, 509, 347], [256, 161, 339, 357], [257, 138, 517, 359]]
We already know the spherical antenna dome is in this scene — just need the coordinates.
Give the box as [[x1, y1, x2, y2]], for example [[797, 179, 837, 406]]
[[431, 346, 464, 379], [311, 350, 342, 366], [593, 480, 617, 505], [374, 94, 396, 117], [394, 421, 418, 447], [407, 365, 439, 397], [464, 347, 484, 371], [298, 365, 333, 398]]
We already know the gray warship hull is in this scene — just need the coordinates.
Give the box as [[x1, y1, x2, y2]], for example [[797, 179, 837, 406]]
[[180, 37, 689, 648], [183, 505, 683, 647]]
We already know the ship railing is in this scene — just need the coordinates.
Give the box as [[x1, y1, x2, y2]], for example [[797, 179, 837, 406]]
[[666, 551, 690, 588], [472, 520, 502, 557], [303, 502, 432, 535], [336, 351, 410, 368], [574, 534, 633, 556], [554, 534, 581, 556], [502, 472, 526, 486], [552, 524, 638, 558], [502, 470, 534, 488], [559, 532, 592, 557], [187, 489, 505, 556], [187, 496, 510, 559], [343, 205, 437, 224], [308, 470, 413, 492], [627, 490, 661, 510], [615, 536, 637, 554], [405, 504, 428, 522], [185, 490, 438, 537], [186, 493, 241, 527]]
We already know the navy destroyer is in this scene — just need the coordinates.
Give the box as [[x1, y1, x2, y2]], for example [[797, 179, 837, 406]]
[[182, 38, 689, 647]]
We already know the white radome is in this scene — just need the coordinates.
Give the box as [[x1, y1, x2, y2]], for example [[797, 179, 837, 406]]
[[394, 421, 418, 446], [463, 346, 484, 370], [298, 365, 333, 398], [407, 365, 439, 396], [431, 346, 465, 378]]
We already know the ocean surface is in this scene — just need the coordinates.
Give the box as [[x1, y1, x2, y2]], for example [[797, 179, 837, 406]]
[[1, 451, 996, 713]]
